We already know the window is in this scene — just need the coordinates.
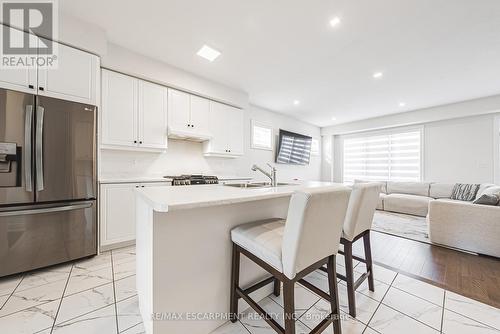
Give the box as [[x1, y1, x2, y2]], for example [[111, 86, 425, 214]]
[[342, 129, 422, 183], [251, 120, 273, 150], [311, 138, 320, 156]]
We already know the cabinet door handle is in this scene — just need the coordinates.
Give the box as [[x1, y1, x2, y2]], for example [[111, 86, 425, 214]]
[[28, 84, 34, 89], [134, 140, 137, 144], [38, 87, 44, 91], [139, 141, 143, 144]]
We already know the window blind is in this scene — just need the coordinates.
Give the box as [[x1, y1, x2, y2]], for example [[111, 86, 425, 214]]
[[343, 130, 421, 183], [251, 122, 273, 150], [277, 134, 311, 165]]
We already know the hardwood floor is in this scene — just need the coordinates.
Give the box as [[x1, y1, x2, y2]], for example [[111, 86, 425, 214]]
[[353, 231, 500, 308]]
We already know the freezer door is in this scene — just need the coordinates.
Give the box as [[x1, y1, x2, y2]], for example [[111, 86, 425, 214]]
[[0, 200, 96, 277], [35, 96, 96, 203], [0, 89, 36, 206]]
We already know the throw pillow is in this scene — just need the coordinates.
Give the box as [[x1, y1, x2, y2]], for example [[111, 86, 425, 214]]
[[451, 183, 481, 201], [480, 185, 500, 197], [473, 194, 500, 206]]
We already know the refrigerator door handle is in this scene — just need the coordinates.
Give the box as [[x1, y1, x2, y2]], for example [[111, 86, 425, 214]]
[[35, 106, 45, 191], [24, 105, 33, 192], [0, 202, 93, 217]]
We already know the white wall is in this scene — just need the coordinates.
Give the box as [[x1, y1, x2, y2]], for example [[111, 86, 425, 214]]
[[424, 115, 496, 183], [101, 43, 248, 109], [322, 94, 500, 136], [100, 104, 321, 181], [58, 13, 107, 55], [326, 113, 500, 184]]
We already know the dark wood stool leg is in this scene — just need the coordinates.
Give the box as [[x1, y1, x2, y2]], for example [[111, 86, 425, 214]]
[[229, 243, 240, 322], [283, 280, 296, 334], [327, 255, 342, 334], [363, 231, 375, 292], [273, 278, 281, 297], [344, 241, 356, 318]]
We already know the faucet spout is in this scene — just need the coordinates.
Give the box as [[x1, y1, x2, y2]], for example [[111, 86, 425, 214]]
[[251, 164, 277, 187]]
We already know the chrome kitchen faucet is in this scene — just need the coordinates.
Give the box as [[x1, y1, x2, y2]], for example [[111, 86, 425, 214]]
[[251, 163, 277, 187]]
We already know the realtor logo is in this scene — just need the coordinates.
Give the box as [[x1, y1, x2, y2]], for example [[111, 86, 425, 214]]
[[0, 0, 58, 68]]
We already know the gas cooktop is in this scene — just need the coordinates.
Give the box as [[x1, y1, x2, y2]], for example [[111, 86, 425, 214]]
[[164, 174, 219, 186]]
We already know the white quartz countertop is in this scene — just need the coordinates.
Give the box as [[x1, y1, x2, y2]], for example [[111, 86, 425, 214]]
[[99, 175, 252, 184], [218, 176, 253, 181], [99, 176, 172, 184], [136, 181, 346, 212]]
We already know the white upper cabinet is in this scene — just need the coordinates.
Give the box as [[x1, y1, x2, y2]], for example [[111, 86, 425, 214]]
[[0, 64, 37, 94], [101, 70, 138, 148], [0, 27, 98, 105], [37, 41, 99, 105], [225, 105, 244, 155], [101, 69, 168, 151], [167, 88, 211, 141], [189, 95, 211, 138], [0, 28, 37, 94], [138, 80, 168, 149], [203, 101, 244, 157], [168, 89, 191, 135]]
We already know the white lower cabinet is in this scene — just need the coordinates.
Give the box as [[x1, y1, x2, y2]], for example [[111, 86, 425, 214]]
[[99, 182, 169, 249]]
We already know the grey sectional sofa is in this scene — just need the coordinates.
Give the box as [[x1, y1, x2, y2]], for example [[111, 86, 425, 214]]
[[356, 180, 500, 258]]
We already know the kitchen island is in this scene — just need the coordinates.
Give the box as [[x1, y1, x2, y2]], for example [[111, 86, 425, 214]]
[[135, 181, 346, 334]]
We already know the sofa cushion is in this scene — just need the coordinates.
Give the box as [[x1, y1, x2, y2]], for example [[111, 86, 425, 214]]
[[386, 181, 430, 196], [355, 179, 387, 194], [383, 194, 432, 217], [435, 198, 473, 205], [377, 193, 387, 210], [451, 184, 480, 201], [429, 183, 455, 199]]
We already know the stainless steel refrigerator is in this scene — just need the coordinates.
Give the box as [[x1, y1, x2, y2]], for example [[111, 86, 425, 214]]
[[0, 88, 97, 277]]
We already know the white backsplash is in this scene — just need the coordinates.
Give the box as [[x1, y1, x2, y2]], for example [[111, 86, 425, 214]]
[[100, 105, 323, 182], [100, 139, 236, 178]]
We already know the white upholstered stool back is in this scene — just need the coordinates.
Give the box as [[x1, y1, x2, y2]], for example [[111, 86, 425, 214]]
[[342, 183, 381, 242], [282, 187, 351, 279]]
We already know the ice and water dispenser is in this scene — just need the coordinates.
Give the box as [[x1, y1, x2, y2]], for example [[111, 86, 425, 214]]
[[0, 142, 22, 187]]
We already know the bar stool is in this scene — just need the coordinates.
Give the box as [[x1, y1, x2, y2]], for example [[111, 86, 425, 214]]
[[321, 183, 381, 318], [229, 187, 351, 334]]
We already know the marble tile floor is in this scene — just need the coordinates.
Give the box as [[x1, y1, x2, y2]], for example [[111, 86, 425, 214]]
[[0, 246, 499, 334]]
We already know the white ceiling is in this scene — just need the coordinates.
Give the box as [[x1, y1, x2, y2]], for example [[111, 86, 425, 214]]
[[61, 0, 500, 127]]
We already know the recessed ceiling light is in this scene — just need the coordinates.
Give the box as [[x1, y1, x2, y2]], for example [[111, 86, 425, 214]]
[[331, 116, 337, 121], [399, 102, 406, 107], [373, 72, 383, 79], [197, 45, 221, 62], [293, 100, 300, 106], [329, 17, 341, 27]]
